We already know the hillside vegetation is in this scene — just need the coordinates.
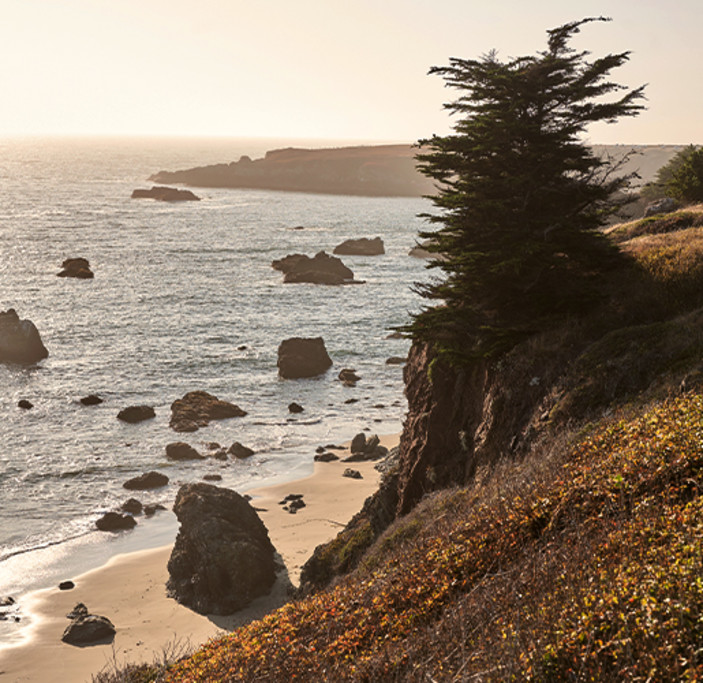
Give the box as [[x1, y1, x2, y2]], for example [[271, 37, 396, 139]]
[[98, 210, 703, 681]]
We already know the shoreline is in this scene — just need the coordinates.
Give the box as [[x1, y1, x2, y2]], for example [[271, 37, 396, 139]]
[[0, 434, 397, 683]]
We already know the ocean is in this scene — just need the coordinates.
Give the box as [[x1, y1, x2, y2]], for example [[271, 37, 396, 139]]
[[0, 137, 428, 638]]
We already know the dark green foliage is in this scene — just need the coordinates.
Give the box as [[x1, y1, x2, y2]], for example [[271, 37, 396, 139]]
[[408, 18, 645, 364], [667, 145, 703, 203], [641, 144, 702, 201]]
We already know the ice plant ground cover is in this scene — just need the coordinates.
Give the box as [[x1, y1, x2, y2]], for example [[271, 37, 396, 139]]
[[143, 393, 703, 682]]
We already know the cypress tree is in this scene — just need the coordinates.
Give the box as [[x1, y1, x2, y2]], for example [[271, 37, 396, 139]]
[[409, 18, 645, 364]]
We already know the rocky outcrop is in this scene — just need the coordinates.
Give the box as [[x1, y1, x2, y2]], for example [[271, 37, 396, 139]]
[[333, 237, 385, 256], [117, 405, 155, 423], [148, 145, 435, 197], [131, 186, 200, 201], [123, 471, 169, 490], [0, 309, 49, 364], [170, 390, 247, 432], [272, 251, 358, 285], [167, 483, 277, 615], [57, 257, 94, 279], [277, 337, 333, 379]]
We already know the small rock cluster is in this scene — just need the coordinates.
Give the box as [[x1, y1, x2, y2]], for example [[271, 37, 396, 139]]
[[62, 603, 115, 645], [279, 493, 306, 514], [344, 433, 389, 462]]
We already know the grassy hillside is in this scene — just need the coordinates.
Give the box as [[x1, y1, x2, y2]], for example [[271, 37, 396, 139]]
[[100, 208, 703, 682]]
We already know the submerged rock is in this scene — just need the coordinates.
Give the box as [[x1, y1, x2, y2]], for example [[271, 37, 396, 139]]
[[167, 483, 276, 615], [80, 394, 103, 406], [170, 390, 247, 433], [0, 309, 49, 364], [131, 186, 200, 201], [17, 399, 33, 410], [333, 237, 385, 255], [277, 337, 332, 379]]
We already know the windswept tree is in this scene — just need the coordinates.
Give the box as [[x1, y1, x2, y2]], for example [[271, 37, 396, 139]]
[[409, 18, 645, 364]]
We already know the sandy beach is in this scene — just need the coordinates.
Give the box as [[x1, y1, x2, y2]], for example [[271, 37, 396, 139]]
[[0, 434, 397, 683]]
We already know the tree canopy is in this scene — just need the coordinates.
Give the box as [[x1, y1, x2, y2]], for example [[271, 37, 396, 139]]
[[407, 18, 645, 364], [641, 145, 703, 203]]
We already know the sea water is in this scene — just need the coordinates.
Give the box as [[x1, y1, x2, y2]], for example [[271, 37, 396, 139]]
[[0, 137, 429, 633]]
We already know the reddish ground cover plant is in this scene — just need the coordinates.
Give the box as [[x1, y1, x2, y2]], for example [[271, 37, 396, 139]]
[[159, 394, 703, 682]]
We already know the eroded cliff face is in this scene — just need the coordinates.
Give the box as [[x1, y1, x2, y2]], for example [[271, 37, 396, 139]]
[[396, 340, 560, 514], [300, 338, 561, 593]]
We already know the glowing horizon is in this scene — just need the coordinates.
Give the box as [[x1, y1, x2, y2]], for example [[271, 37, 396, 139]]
[[1, 0, 701, 145]]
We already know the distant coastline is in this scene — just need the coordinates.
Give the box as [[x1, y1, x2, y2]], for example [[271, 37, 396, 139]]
[[149, 144, 436, 197], [148, 143, 686, 198]]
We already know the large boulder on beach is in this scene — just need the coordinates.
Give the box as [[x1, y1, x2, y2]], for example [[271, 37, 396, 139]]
[[131, 186, 200, 201], [170, 390, 247, 433], [57, 257, 94, 279], [333, 237, 385, 255], [62, 613, 116, 645], [277, 337, 333, 379], [0, 309, 49, 364], [167, 483, 276, 615], [272, 251, 357, 285]]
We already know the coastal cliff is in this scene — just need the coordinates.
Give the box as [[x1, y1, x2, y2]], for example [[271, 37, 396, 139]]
[[100, 206, 703, 682], [149, 144, 436, 197]]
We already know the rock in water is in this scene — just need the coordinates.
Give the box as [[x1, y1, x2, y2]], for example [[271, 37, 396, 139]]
[[277, 337, 333, 379], [166, 442, 205, 461], [117, 405, 155, 423], [95, 512, 137, 532], [333, 237, 385, 255], [57, 257, 94, 278], [170, 390, 247, 432], [0, 309, 49, 364], [271, 251, 358, 285], [228, 442, 255, 459], [131, 186, 200, 201], [123, 471, 169, 490], [167, 483, 276, 615]]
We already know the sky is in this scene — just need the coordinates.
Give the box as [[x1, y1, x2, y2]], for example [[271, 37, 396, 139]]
[[0, 0, 700, 144]]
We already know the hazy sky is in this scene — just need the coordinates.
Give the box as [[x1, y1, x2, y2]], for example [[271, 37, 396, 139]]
[[1, 0, 700, 143]]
